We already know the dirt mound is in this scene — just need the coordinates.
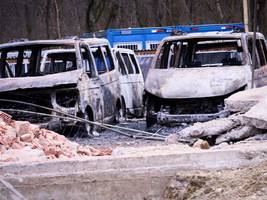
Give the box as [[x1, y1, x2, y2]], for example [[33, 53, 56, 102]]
[[0, 111, 111, 163], [164, 161, 267, 200]]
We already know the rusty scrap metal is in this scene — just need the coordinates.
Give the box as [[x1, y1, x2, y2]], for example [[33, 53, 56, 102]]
[[157, 110, 230, 124]]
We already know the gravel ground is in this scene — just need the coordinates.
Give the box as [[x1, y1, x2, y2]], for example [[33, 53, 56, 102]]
[[69, 119, 188, 148], [164, 160, 267, 200]]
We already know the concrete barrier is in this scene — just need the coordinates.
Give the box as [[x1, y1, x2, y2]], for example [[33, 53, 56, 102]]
[[1, 142, 267, 200]]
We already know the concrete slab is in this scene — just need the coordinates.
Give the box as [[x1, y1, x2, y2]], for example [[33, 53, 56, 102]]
[[225, 86, 267, 113], [1, 142, 267, 200], [243, 98, 267, 129]]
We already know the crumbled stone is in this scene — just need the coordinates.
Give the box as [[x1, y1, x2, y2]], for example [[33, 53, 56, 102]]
[[165, 134, 179, 144], [20, 133, 32, 143], [15, 121, 31, 137], [0, 112, 112, 163], [193, 139, 210, 149]]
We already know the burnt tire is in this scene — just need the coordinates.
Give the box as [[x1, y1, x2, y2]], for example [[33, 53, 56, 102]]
[[145, 96, 159, 128], [73, 109, 95, 138], [84, 110, 95, 137], [120, 98, 127, 121], [114, 103, 122, 124]]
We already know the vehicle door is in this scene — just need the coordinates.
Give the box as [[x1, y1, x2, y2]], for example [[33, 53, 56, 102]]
[[90, 45, 120, 121], [77, 43, 104, 122], [128, 52, 144, 114], [248, 37, 267, 87], [120, 51, 144, 115], [115, 50, 132, 113]]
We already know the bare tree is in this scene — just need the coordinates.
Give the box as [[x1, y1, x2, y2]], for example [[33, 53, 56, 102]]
[[216, 0, 224, 20], [54, 0, 61, 38]]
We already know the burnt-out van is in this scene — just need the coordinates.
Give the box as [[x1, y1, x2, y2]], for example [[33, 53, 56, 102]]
[[0, 38, 122, 136], [145, 32, 267, 127]]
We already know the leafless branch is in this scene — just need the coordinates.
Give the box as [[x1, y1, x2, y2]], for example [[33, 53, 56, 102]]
[[54, 0, 61, 38]]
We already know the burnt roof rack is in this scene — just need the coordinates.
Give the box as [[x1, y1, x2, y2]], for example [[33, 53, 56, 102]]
[[8, 38, 29, 43]]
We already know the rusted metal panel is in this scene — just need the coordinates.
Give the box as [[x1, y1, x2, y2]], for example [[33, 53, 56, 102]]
[[157, 110, 230, 124]]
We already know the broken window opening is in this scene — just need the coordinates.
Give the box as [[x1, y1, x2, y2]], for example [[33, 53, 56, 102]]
[[0, 50, 32, 78], [40, 45, 80, 75], [129, 54, 140, 74], [116, 52, 127, 75], [102, 46, 115, 71], [42, 51, 77, 75], [91, 46, 107, 75], [256, 39, 267, 67], [248, 38, 260, 69], [121, 53, 134, 74], [0, 44, 82, 78], [158, 38, 244, 69], [80, 46, 96, 78]]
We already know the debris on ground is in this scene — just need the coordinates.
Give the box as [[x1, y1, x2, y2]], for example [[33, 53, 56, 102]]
[[225, 85, 267, 113], [172, 86, 267, 147], [0, 111, 112, 163], [192, 139, 210, 149], [164, 160, 267, 200]]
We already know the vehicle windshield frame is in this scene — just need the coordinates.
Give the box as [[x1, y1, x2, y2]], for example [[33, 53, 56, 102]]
[[156, 37, 247, 69], [0, 42, 82, 78]]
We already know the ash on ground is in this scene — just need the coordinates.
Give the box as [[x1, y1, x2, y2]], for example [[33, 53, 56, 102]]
[[70, 119, 187, 148]]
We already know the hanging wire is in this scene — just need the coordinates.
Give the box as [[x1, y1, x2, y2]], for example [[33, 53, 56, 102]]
[[0, 99, 166, 141]]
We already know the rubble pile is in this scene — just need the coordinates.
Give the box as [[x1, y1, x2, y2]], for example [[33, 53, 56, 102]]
[[164, 160, 267, 200], [168, 86, 267, 147], [0, 111, 111, 163]]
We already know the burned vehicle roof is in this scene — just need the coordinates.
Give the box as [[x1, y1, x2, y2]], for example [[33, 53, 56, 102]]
[[0, 38, 109, 50], [162, 32, 265, 42], [0, 38, 110, 92]]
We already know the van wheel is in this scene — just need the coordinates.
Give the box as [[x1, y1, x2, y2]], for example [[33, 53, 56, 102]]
[[83, 109, 99, 137], [84, 112, 93, 137], [114, 103, 122, 124], [146, 96, 159, 128], [120, 98, 127, 121]]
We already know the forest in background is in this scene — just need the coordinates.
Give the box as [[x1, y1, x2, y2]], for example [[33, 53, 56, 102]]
[[0, 0, 266, 43]]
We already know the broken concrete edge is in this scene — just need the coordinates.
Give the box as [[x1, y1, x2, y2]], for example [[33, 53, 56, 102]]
[[224, 85, 267, 113], [1, 143, 267, 200], [1, 142, 267, 178], [242, 98, 267, 130], [174, 85, 267, 145]]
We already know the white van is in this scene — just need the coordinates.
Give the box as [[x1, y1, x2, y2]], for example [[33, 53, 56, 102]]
[[113, 48, 144, 118]]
